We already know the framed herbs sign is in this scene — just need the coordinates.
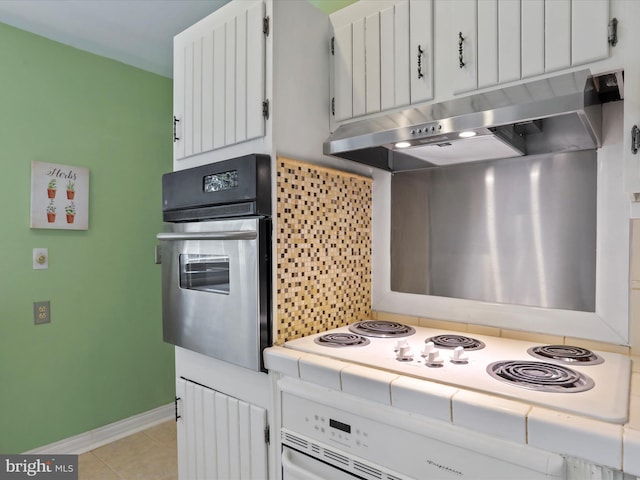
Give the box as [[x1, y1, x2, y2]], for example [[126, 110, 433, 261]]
[[30, 161, 89, 230]]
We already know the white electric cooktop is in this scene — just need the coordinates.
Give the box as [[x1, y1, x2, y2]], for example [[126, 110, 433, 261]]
[[283, 321, 631, 424]]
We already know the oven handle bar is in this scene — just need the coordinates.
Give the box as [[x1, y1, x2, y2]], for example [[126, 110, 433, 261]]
[[281, 448, 330, 480], [156, 231, 257, 241]]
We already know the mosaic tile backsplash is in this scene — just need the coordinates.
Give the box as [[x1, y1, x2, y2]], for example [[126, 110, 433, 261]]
[[275, 157, 372, 344]]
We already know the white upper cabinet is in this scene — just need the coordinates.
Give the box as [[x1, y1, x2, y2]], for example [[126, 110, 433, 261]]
[[173, 0, 331, 166], [173, 0, 265, 161], [331, 0, 433, 125], [452, 0, 611, 94]]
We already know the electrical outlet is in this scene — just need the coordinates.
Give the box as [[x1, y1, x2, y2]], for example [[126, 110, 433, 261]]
[[34, 301, 51, 324]]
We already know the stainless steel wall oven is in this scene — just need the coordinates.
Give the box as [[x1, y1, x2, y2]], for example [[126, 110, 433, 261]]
[[158, 154, 271, 372]]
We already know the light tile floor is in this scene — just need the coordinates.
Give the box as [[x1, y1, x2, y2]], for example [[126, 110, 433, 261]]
[[78, 420, 178, 480]]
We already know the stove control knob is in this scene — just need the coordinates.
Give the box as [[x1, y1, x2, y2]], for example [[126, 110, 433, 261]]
[[421, 341, 435, 357], [426, 349, 444, 367], [396, 344, 414, 361], [395, 339, 409, 352], [450, 346, 469, 364]]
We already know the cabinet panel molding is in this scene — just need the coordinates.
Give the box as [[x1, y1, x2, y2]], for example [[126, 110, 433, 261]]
[[333, 23, 353, 121], [453, 0, 478, 94], [213, 23, 226, 150], [545, 0, 571, 72], [572, 0, 609, 66], [409, 0, 434, 103], [365, 12, 382, 114], [521, 0, 545, 78], [477, 0, 498, 89], [201, 31, 214, 152], [245, 1, 265, 142], [498, 0, 521, 84], [352, 18, 367, 117], [379, 5, 395, 111], [394, 0, 411, 108]]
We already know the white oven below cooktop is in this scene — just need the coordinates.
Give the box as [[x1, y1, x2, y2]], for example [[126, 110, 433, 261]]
[[282, 322, 631, 423]]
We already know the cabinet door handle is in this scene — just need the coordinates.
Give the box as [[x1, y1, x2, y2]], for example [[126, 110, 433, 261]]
[[417, 44, 424, 79], [173, 116, 180, 142], [458, 32, 465, 69], [174, 396, 181, 421]]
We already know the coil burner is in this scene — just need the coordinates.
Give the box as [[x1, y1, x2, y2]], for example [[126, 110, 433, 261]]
[[527, 345, 604, 365], [424, 334, 485, 351], [487, 361, 595, 393], [348, 321, 416, 338], [313, 333, 370, 348]]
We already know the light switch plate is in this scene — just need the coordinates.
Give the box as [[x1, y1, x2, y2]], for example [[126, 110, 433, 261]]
[[33, 248, 48, 269]]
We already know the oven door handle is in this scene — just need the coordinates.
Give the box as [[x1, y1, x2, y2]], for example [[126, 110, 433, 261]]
[[156, 231, 257, 241]]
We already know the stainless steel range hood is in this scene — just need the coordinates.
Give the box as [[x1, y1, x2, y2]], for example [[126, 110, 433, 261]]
[[324, 69, 605, 171]]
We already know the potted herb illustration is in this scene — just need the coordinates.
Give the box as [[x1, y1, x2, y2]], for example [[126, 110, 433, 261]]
[[65, 202, 76, 224], [46, 201, 56, 223], [47, 179, 57, 198], [66, 180, 75, 199]]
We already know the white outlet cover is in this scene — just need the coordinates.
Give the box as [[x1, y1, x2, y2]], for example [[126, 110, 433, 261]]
[[33, 248, 48, 269]]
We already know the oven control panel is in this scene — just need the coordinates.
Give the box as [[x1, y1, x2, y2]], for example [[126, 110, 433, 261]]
[[282, 393, 375, 452]]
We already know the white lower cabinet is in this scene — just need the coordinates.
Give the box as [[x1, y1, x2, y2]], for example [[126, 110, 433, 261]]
[[176, 377, 269, 480]]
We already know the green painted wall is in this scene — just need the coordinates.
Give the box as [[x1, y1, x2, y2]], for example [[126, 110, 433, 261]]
[[309, 0, 358, 14], [0, 22, 175, 453]]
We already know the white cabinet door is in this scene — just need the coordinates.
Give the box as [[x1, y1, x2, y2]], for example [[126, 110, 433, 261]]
[[409, 0, 434, 103], [173, 0, 265, 161], [176, 377, 268, 480], [332, 0, 424, 122], [572, 0, 610, 65], [453, 0, 478, 94]]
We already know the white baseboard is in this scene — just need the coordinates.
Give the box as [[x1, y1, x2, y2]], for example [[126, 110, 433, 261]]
[[24, 403, 174, 455]]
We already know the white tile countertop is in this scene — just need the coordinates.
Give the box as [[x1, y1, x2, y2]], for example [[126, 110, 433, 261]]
[[624, 372, 640, 474], [265, 347, 640, 476]]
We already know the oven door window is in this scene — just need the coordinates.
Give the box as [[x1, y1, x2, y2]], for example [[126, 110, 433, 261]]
[[179, 254, 230, 294]]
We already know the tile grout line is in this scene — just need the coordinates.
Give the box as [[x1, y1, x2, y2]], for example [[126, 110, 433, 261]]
[[82, 451, 127, 480]]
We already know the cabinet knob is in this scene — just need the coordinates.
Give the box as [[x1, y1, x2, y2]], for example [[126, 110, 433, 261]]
[[458, 32, 465, 69]]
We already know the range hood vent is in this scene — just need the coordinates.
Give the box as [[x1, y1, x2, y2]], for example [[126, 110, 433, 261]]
[[324, 69, 608, 172]]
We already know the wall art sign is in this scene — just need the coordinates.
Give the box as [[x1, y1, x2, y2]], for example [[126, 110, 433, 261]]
[[30, 161, 89, 230]]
